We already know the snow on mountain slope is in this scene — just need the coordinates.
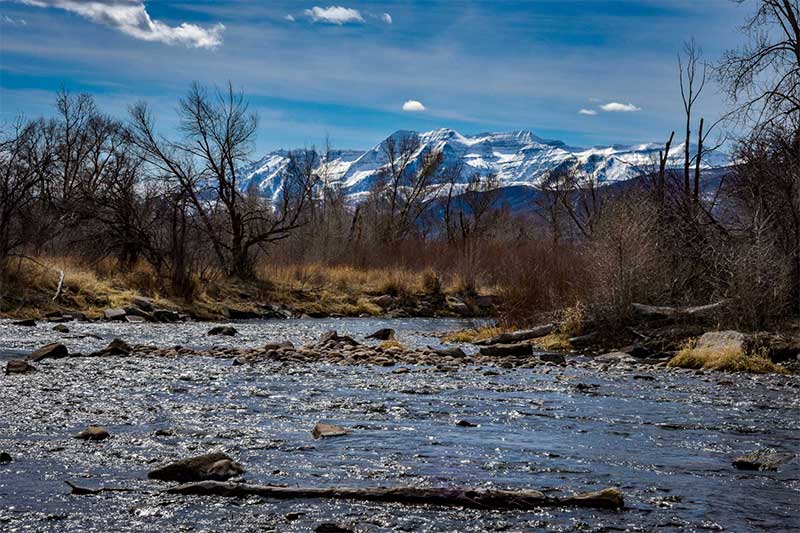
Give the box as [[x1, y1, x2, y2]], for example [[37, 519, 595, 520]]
[[240, 128, 728, 201]]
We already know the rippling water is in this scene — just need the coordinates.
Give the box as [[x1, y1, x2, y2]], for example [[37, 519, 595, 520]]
[[0, 318, 798, 532]]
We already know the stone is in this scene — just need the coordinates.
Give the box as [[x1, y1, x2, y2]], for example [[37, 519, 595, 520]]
[[0, 452, 11, 464], [733, 449, 794, 471], [29, 343, 69, 362], [73, 425, 110, 441], [311, 423, 348, 439], [455, 420, 478, 427], [695, 330, 747, 352], [208, 326, 238, 336], [5, 359, 36, 374], [131, 296, 154, 311], [104, 308, 128, 321], [594, 351, 637, 364], [475, 294, 495, 308], [366, 328, 395, 341], [91, 338, 132, 357], [315, 524, 354, 533], [12, 319, 36, 327], [152, 309, 180, 322], [52, 324, 69, 333], [434, 347, 467, 358], [619, 344, 654, 358], [125, 315, 146, 323], [446, 296, 470, 316], [537, 352, 567, 365], [148, 453, 245, 482]]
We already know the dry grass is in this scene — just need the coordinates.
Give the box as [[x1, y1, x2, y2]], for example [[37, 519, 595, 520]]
[[535, 332, 573, 351], [668, 341, 787, 374], [440, 326, 505, 344]]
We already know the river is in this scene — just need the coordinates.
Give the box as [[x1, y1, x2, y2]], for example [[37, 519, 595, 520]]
[[0, 317, 798, 532]]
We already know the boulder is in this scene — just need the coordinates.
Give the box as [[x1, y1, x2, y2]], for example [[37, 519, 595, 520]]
[[366, 328, 395, 341], [695, 330, 747, 352], [103, 308, 128, 321], [5, 359, 36, 374], [90, 338, 132, 357], [152, 309, 181, 322], [618, 344, 654, 358], [12, 319, 36, 327], [311, 423, 348, 439], [434, 347, 467, 358], [148, 452, 245, 482], [315, 524, 354, 533], [479, 343, 533, 357], [733, 449, 794, 471], [208, 326, 238, 336], [455, 420, 478, 427], [131, 296, 154, 312], [52, 324, 69, 333], [446, 296, 470, 316], [0, 452, 11, 464], [73, 425, 110, 441], [29, 343, 69, 362], [537, 352, 567, 365]]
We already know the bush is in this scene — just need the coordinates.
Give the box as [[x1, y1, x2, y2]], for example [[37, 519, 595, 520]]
[[668, 340, 787, 374]]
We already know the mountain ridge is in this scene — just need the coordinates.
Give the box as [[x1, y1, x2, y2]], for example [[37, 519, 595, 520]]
[[239, 128, 729, 202]]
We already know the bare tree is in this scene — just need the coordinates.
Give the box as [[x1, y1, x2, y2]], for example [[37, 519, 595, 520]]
[[130, 82, 317, 279], [719, 0, 800, 130]]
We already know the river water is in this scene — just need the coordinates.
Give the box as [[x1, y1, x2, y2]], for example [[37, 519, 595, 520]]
[[0, 318, 798, 532]]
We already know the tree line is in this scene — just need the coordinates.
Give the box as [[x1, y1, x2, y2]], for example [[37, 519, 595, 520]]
[[1, 0, 797, 330]]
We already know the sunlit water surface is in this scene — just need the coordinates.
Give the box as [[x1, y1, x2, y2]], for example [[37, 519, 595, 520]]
[[0, 318, 798, 532]]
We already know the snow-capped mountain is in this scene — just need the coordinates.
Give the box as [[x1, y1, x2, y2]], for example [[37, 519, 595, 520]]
[[239, 128, 728, 202]]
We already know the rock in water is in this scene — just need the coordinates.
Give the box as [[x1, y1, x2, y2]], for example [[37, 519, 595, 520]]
[[433, 347, 466, 358], [696, 330, 747, 352], [455, 420, 478, 427], [90, 338, 132, 357], [311, 423, 348, 439], [148, 452, 245, 482], [537, 353, 566, 365], [479, 343, 533, 357], [29, 343, 69, 362], [73, 425, 111, 441], [208, 326, 238, 336], [366, 328, 395, 341], [52, 324, 70, 333], [315, 524, 354, 533], [5, 359, 36, 374], [12, 319, 36, 327], [104, 308, 128, 321], [733, 449, 794, 471], [0, 452, 11, 464]]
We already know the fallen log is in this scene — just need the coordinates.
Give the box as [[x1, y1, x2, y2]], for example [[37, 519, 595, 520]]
[[474, 324, 555, 346], [631, 300, 728, 320], [165, 481, 624, 510], [479, 343, 534, 357]]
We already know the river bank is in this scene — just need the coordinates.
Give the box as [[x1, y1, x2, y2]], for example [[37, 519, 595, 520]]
[[1, 318, 799, 532]]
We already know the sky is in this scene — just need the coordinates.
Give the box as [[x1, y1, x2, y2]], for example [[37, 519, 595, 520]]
[[0, 0, 753, 154]]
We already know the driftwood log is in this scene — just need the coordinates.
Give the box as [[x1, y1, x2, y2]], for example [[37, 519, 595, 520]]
[[475, 324, 555, 346], [479, 343, 534, 357], [165, 482, 624, 510], [631, 301, 728, 319]]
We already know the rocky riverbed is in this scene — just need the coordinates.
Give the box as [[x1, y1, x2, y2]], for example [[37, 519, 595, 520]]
[[1, 318, 799, 532]]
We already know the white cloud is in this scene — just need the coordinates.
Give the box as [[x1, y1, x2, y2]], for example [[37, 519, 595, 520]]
[[600, 102, 641, 112], [402, 100, 426, 112], [578, 108, 597, 116], [285, 14, 295, 22], [304, 6, 363, 25], [18, 0, 224, 49], [381, 13, 392, 24]]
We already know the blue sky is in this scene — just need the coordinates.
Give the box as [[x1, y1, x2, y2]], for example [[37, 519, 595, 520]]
[[1, 0, 751, 154]]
